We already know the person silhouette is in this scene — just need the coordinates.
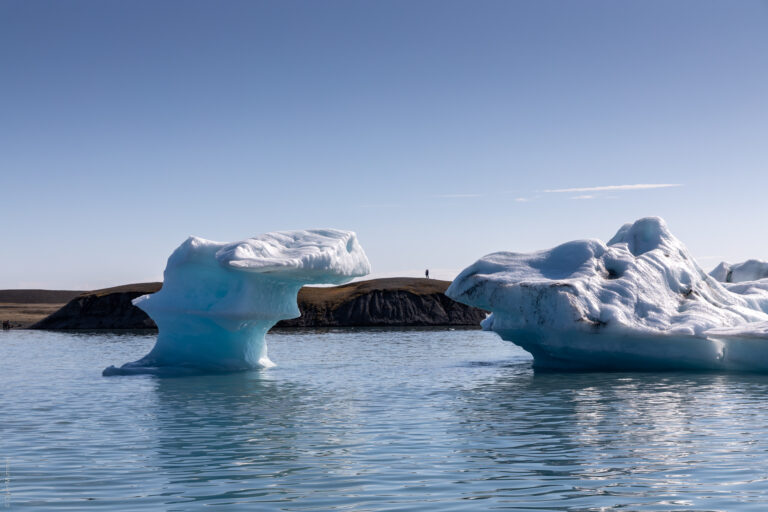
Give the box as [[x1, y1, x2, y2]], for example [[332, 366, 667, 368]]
[[425, 269, 429, 279]]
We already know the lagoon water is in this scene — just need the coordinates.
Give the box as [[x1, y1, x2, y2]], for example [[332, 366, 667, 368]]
[[3, 328, 768, 511]]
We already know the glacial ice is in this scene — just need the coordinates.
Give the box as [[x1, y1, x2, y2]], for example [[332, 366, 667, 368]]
[[710, 259, 768, 283], [447, 217, 768, 371], [103, 229, 370, 376]]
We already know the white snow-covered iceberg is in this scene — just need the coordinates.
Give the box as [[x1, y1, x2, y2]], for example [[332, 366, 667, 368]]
[[707, 260, 768, 316], [103, 229, 370, 376], [447, 217, 768, 371], [710, 259, 768, 283]]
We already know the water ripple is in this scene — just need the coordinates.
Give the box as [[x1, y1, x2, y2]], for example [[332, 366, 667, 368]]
[[3, 328, 768, 510]]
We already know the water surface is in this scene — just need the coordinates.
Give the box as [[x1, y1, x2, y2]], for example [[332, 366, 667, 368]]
[[2, 328, 768, 510]]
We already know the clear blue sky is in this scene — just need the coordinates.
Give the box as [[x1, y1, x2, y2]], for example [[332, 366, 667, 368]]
[[1, 0, 767, 289]]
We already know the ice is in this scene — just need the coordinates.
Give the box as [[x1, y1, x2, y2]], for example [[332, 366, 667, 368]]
[[710, 259, 768, 283], [708, 260, 768, 319], [446, 217, 768, 371], [103, 229, 369, 376]]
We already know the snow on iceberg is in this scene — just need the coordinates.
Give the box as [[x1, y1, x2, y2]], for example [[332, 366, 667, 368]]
[[103, 229, 370, 376], [446, 217, 768, 371], [708, 260, 768, 316], [710, 259, 768, 283]]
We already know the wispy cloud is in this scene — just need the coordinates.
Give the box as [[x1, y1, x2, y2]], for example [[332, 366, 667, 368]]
[[571, 195, 595, 200], [433, 193, 483, 199], [514, 197, 531, 202], [544, 183, 682, 193]]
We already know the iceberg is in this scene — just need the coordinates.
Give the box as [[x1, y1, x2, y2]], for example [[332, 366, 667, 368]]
[[710, 259, 768, 283], [103, 229, 370, 376], [708, 259, 768, 316], [446, 217, 768, 371]]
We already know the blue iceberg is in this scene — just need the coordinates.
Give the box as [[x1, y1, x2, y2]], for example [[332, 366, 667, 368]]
[[447, 217, 768, 371], [103, 229, 370, 376]]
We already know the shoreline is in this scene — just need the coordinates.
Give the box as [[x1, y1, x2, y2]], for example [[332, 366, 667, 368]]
[[3, 278, 488, 330]]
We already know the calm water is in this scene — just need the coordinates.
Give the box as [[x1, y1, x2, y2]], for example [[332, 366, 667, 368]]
[[3, 328, 768, 511]]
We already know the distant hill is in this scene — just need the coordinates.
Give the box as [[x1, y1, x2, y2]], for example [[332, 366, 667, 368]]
[[277, 277, 486, 327], [0, 289, 83, 304], [30, 278, 487, 330], [30, 283, 162, 330], [0, 289, 86, 328]]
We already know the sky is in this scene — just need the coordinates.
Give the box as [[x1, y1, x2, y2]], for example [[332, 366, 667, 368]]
[[1, 0, 767, 289]]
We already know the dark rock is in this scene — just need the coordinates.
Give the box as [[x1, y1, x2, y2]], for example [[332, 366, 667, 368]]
[[31, 278, 487, 330], [277, 280, 487, 327], [30, 283, 161, 330]]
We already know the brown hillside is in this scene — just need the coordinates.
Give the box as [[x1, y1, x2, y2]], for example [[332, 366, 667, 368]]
[[30, 277, 487, 330], [297, 278, 452, 306], [0, 289, 85, 328], [0, 289, 83, 304]]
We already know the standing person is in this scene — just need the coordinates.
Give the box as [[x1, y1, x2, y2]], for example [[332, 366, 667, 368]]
[[425, 269, 429, 279]]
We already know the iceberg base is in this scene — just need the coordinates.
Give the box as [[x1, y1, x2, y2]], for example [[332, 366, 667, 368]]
[[102, 316, 276, 377], [495, 328, 768, 372]]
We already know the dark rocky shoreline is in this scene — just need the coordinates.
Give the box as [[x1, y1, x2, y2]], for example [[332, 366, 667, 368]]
[[30, 283, 161, 330], [30, 278, 487, 330]]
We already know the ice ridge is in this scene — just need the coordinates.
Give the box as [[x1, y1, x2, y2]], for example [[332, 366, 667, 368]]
[[447, 217, 768, 371]]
